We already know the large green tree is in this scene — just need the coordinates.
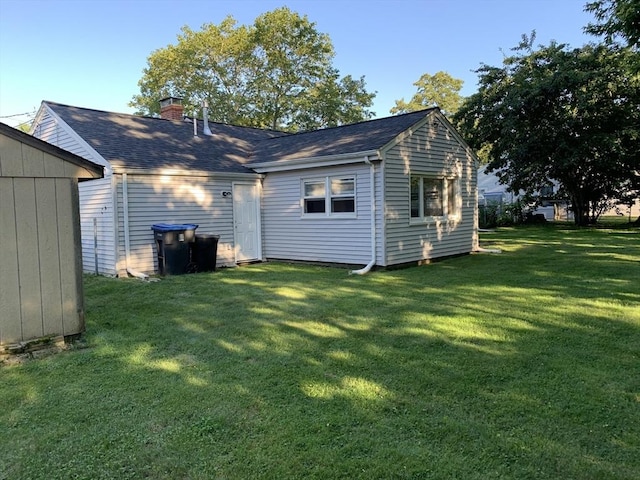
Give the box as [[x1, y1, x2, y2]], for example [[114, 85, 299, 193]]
[[391, 71, 464, 117], [454, 34, 640, 225], [130, 8, 375, 131]]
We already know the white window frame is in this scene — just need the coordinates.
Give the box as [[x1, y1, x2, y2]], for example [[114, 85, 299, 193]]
[[301, 175, 356, 218], [410, 174, 460, 224]]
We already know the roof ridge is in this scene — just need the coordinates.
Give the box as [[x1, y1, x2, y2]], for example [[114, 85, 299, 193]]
[[278, 108, 439, 139], [43, 100, 436, 135], [43, 100, 291, 135], [43, 100, 157, 120]]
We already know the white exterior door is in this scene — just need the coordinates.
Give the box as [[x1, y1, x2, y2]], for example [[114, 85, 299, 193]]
[[233, 183, 261, 262]]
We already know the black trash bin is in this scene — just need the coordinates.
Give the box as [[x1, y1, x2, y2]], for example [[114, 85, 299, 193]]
[[191, 234, 220, 272], [151, 223, 198, 275]]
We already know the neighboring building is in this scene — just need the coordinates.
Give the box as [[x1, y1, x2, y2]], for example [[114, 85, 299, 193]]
[[30, 99, 478, 276], [478, 165, 639, 222], [0, 122, 103, 351], [477, 165, 572, 221]]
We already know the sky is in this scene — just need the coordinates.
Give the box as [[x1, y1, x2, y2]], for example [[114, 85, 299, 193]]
[[0, 0, 596, 128]]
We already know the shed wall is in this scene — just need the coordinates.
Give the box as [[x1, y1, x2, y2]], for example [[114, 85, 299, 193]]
[[0, 177, 84, 345], [261, 163, 382, 265], [383, 121, 477, 265]]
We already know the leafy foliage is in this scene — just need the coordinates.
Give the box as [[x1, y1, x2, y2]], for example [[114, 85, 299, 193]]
[[391, 71, 464, 117], [454, 33, 640, 225], [585, 0, 640, 48], [130, 8, 375, 131]]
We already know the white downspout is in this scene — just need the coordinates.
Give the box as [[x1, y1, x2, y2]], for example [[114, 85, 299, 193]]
[[122, 173, 149, 280], [350, 157, 376, 275]]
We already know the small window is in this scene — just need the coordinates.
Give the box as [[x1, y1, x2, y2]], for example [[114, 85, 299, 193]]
[[410, 175, 459, 221], [303, 180, 326, 213], [423, 178, 443, 216], [330, 177, 355, 213], [302, 176, 356, 216]]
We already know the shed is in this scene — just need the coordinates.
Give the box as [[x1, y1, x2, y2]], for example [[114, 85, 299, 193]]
[[0, 122, 103, 354]]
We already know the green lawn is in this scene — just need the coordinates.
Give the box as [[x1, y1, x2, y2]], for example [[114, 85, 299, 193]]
[[2, 224, 639, 480]]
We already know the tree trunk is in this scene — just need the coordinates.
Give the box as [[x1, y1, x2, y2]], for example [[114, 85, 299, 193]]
[[571, 195, 590, 226]]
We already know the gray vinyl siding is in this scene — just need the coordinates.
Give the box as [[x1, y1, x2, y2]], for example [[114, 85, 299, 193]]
[[32, 108, 116, 275], [262, 164, 379, 265], [114, 173, 252, 275], [383, 122, 476, 265]]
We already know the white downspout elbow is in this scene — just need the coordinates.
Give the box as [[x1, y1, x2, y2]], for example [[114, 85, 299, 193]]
[[350, 157, 376, 275]]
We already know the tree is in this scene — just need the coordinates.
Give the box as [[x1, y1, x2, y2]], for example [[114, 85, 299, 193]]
[[294, 71, 375, 131], [130, 8, 375, 131], [454, 34, 640, 225], [584, 0, 640, 48], [390, 71, 464, 117]]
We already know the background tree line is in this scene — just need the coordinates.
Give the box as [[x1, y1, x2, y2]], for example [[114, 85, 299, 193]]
[[130, 7, 374, 132], [131, 1, 639, 226]]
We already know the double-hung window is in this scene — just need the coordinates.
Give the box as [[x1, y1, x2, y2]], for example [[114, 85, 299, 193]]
[[303, 176, 355, 216], [410, 175, 459, 221]]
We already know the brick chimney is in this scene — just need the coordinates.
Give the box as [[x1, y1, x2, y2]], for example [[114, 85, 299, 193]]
[[159, 97, 184, 120]]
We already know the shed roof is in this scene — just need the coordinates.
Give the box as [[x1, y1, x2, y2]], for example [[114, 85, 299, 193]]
[[0, 121, 103, 179]]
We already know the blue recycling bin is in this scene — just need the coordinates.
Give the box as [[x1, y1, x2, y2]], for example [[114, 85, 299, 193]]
[[151, 223, 198, 275]]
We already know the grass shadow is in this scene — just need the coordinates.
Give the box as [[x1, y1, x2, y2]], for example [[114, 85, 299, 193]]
[[1, 225, 639, 479]]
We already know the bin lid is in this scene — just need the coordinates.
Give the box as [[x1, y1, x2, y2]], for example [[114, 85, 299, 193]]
[[195, 234, 220, 240], [151, 223, 198, 232]]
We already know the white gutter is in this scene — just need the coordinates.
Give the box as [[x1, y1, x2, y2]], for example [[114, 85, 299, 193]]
[[122, 173, 149, 280], [112, 166, 262, 178], [248, 150, 379, 173], [350, 156, 377, 275]]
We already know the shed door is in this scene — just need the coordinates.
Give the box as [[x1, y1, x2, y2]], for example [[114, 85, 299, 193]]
[[233, 183, 261, 262]]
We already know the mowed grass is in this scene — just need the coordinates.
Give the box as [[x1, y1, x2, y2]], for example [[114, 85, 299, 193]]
[[1, 224, 639, 479]]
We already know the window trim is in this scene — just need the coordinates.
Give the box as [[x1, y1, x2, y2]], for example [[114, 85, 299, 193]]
[[301, 175, 357, 218], [410, 174, 460, 224]]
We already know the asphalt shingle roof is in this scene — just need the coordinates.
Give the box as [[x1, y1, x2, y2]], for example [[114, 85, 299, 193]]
[[46, 102, 287, 174], [249, 108, 437, 164], [46, 102, 437, 173]]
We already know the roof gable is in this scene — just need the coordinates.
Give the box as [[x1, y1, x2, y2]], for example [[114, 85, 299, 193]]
[[0, 122, 103, 179]]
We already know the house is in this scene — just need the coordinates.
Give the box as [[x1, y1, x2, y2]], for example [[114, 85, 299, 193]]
[[0, 122, 103, 354], [477, 165, 572, 221], [30, 99, 478, 276]]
